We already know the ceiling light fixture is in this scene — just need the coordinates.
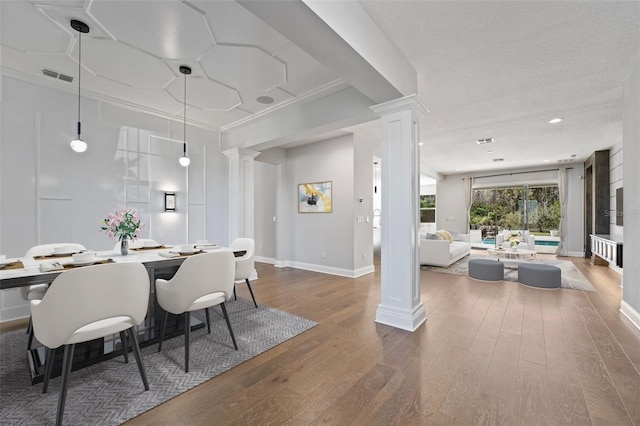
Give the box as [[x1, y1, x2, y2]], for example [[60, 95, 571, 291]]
[[548, 118, 563, 124], [69, 19, 89, 153], [256, 96, 274, 104], [178, 65, 192, 167]]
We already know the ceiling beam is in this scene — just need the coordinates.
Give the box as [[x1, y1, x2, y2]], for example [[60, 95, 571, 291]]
[[238, 0, 417, 104]]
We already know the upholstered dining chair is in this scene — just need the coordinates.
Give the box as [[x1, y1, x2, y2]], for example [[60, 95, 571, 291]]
[[155, 250, 238, 372], [22, 243, 87, 349], [31, 262, 150, 426], [230, 238, 257, 308]]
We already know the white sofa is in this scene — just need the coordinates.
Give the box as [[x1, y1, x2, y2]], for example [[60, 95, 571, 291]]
[[420, 232, 471, 267]]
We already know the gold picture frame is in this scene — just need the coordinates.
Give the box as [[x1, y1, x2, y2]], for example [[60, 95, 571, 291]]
[[298, 181, 332, 213]]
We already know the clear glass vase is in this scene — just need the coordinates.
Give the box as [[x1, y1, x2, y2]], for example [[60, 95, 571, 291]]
[[120, 238, 129, 256]]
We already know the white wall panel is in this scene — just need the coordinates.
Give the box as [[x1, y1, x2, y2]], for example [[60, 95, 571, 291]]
[[1, 76, 225, 321], [254, 161, 277, 259], [188, 204, 206, 243], [39, 199, 74, 243]]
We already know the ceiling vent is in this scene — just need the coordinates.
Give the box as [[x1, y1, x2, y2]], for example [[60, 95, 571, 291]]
[[557, 159, 573, 163], [476, 138, 494, 145], [493, 158, 504, 162], [42, 68, 73, 83]]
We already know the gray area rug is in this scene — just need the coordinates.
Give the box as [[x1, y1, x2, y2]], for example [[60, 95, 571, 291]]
[[0, 298, 317, 425], [421, 255, 596, 291]]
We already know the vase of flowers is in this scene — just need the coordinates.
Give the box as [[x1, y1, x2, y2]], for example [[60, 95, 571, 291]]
[[100, 208, 144, 256]]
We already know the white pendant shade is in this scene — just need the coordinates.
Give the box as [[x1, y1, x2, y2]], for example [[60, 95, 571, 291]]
[[179, 155, 191, 167], [70, 138, 87, 153]]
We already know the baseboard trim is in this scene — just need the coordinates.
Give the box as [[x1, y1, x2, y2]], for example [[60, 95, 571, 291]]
[[255, 256, 275, 265], [621, 301, 640, 332], [273, 260, 374, 278]]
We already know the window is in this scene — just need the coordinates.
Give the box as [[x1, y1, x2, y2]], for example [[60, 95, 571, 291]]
[[420, 194, 436, 223]]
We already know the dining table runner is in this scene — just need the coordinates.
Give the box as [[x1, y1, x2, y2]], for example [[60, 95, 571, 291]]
[[1, 261, 25, 270]]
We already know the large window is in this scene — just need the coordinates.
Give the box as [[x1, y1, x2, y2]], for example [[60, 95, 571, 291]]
[[470, 185, 560, 236], [420, 194, 436, 223]]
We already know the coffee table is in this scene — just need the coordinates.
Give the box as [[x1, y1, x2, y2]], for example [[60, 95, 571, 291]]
[[487, 248, 536, 268]]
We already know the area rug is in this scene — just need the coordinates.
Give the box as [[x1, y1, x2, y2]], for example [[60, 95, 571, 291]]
[[421, 255, 596, 291], [0, 298, 317, 425]]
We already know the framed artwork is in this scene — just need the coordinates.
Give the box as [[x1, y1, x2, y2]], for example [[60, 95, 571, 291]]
[[164, 192, 176, 211], [298, 181, 332, 213]]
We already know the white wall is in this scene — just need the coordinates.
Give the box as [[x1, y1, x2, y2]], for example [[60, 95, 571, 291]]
[[622, 63, 640, 326], [275, 134, 374, 277], [434, 175, 467, 233], [0, 77, 226, 321], [254, 161, 277, 261]]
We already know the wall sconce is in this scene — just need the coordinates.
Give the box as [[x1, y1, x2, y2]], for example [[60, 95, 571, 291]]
[[165, 192, 176, 211]]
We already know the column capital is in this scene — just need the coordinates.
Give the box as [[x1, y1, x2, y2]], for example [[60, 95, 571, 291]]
[[223, 147, 260, 160], [370, 94, 428, 119]]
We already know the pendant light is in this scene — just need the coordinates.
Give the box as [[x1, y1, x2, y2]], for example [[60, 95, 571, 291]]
[[178, 65, 191, 167], [69, 19, 89, 153]]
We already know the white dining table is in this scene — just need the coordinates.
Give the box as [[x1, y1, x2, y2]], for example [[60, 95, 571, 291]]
[[0, 244, 233, 290], [0, 244, 240, 384]]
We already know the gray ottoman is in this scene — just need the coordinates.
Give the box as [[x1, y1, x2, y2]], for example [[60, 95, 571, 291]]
[[468, 258, 504, 281], [518, 263, 561, 289]]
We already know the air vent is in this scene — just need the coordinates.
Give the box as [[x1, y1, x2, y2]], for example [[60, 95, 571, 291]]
[[557, 159, 573, 163], [476, 138, 494, 145], [42, 68, 73, 83], [493, 158, 504, 162]]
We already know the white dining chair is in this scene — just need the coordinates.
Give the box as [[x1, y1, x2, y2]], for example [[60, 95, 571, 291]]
[[22, 243, 87, 349], [155, 250, 237, 372], [31, 262, 150, 426], [230, 238, 257, 308]]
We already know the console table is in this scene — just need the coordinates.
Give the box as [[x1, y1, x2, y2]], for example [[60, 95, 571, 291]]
[[590, 234, 623, 268]]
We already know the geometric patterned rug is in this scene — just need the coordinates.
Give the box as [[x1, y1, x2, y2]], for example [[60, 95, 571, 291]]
[[0, 298, 317, 425], [421, 254, 597, 291]]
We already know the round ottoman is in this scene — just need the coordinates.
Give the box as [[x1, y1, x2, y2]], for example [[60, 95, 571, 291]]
[[468, 258, 504, 281], [518, 263, 561, 289]]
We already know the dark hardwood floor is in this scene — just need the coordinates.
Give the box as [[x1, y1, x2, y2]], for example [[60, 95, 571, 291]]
[[96, 253, 640, 424]]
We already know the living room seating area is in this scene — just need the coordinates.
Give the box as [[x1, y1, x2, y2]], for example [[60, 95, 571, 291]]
[[419, 230, 471, 267]]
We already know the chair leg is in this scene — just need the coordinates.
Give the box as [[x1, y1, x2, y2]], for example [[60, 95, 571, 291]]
[[43, 347, 56, 394], [158, 311, 168, 352], [27, 325, 35, 350], [55, 344, 75, 426], [27, 317, 32, 334], [205, 308, 211, 334], [233, 286, 237, 301], [184, 312, 190, 373], [119, 331, 129, 363], [245, 278, 257, 308], [126, 327, 149, 391], [220, 302, 238, 350]]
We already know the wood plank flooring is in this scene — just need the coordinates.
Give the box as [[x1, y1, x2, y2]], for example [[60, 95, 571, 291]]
[[116, 253, 639, 424]]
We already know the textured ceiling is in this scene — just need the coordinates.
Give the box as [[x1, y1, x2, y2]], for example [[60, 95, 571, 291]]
[[359, 0, 640, 175]]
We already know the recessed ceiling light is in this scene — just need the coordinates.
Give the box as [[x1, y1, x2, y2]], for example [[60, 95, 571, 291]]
[[486, 149, 494, 154], [548, 118, 563, 124], [476, 138, 494, 145], [256, 96, 274, 104], [543, 159, 551, 162], [419, 142, 424, 146], [455, 168, 461, 171]]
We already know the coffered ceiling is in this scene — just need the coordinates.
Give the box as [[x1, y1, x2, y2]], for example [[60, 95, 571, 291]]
[[0, 0, 340, 129], [2, 0, 639, 177]]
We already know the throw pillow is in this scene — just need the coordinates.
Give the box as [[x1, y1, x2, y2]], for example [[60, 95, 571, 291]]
[[436, 230, 452, 242], [446, 229, 460, 241], [425, 233, 440, 240]]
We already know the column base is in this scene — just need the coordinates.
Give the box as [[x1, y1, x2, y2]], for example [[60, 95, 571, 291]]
[[375, 303, 426, 332]]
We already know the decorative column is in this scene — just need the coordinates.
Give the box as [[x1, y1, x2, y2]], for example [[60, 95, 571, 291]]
[[370, 95, 428, 331], [223, 147, 260, 243]]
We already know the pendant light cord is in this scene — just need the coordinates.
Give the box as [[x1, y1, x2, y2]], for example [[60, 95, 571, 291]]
[[183, 69, 187, 156], [77, 30, 82, 138]]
